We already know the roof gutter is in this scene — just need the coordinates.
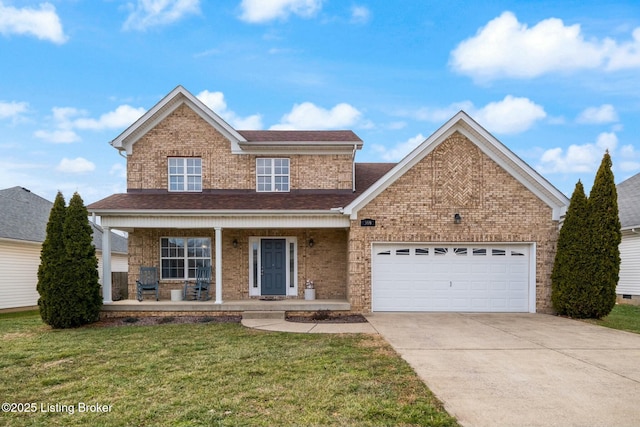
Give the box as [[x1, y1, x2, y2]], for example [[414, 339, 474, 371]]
[[88, 208, 349, 217]]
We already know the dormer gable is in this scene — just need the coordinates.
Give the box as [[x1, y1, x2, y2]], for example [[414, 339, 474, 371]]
[[111, 85, 246, 156], [110, 86, 363, 156]]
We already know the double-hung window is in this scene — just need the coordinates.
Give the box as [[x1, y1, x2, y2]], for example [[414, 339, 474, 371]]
[[160, 237, 211, 280], [168, 158, 202, 192], [256, 158, 289, 192]]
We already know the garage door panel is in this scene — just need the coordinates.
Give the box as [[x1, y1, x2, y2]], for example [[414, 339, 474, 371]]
[[373, 243, 531, 312]]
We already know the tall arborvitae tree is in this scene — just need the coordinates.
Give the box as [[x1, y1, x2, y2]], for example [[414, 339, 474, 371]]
[[58, 192, 102, 327], [37, 192, 66, 326], [585, 152, 621, 319], [551, 180, 590, 316]]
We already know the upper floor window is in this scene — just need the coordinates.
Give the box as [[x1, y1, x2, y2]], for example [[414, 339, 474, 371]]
[[169, 158, 202, 192], [256, 158, 289, 192]]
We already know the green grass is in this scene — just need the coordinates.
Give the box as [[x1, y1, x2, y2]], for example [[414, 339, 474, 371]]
[[585, 304, 640, 334], [0, 313, 458, 427]]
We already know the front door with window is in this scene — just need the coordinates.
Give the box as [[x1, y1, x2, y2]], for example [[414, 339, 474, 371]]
[[261, 239, 287, 295]]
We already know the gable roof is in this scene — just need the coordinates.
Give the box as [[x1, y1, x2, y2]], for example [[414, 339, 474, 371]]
[[111, 85, 245, 156], [617, 172, 640, 229], [111, 86, 362, 155], [0, 186, 127, 253], [344, 111, 569, 220]]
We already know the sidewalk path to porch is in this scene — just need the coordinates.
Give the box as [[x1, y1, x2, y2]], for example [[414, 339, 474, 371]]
[[241, 318, 378, 334]]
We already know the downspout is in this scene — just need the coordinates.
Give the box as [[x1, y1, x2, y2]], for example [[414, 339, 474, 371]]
[[352, 144, 357, 192]]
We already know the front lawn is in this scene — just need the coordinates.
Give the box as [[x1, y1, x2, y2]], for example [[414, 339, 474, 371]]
[[585, 303, 640, 334], [0, 312, 458, 427]]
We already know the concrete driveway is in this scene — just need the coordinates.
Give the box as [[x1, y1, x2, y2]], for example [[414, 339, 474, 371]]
[[366, 313, 640, 427]]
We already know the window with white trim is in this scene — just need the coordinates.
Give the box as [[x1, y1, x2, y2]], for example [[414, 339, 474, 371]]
[[168, 158, 202, 192], [256, 158, 289, 192], [160, 237, 211, 279]]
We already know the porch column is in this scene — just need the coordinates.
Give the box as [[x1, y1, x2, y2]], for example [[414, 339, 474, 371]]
[[215, 227, 223, 304], [102, 226, 113, 304]]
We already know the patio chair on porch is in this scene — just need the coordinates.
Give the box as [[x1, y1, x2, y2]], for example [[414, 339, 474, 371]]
[[184, 266, 212, 301], [136, 266, 159, 302]]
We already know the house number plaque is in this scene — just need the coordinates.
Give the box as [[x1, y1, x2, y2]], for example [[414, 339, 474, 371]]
[[360, 218, 376, 227]]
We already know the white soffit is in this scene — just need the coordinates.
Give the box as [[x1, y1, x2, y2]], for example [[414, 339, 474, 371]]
[[345, 111, 569, 220]]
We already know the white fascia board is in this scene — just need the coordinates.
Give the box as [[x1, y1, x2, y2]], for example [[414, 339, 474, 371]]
[[111, 86, 246, 155], [344, 112, 465, 218], [233, 147, 357, 155], [89, 209, 343, 216], [99, 212, 350, 229], [345, 111, 569, 221]]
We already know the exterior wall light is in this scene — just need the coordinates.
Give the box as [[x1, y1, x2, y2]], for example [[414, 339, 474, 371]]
[[308, 238, 314, 248], [232, 239, 238, 248], [454, 213, 462, 224]]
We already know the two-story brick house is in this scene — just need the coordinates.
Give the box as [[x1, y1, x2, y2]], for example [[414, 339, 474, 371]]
[[88, 86, 568, 314]]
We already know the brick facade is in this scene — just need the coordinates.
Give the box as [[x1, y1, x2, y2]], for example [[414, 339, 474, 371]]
[[127, 104, 353, 191], [101, 95, 563, 314], [346, 132, 560, 313], [128, 228, 348, 301]]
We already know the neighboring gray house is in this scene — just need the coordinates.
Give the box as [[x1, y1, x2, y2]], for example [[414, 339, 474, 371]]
[[0, 187, 128, 311], [617, 173, 640, 304]]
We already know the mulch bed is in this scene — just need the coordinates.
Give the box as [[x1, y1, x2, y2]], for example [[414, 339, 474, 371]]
[[91, 315, 242, 327], [91, 313, 368, 327]]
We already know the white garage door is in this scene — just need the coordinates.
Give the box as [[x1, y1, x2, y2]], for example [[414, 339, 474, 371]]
[[372, 244, 532, 312]]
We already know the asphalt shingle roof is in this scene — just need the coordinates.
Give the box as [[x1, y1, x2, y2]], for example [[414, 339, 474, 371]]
[[617, 172, 640, 229], [0, 186, 127, 252], [87, 163, 396, 212]]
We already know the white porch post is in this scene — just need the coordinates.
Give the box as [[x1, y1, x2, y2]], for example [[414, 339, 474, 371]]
[[215, 227, 223, 304], [102, 226, 113, 304]]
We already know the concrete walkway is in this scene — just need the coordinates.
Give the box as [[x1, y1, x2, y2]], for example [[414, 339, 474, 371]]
[[366, 312, 640, 427], [240, 318, 378, 334]]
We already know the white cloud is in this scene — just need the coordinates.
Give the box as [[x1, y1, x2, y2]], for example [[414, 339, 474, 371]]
[[576, 104, 618, 124], [109, 163, 127, 178], [412, 101, 474, 123], [372, 133, 425, 162], [56, 157, 96, 174], [73, 105, 146, 130], [0, 1, 67, 44], [537, 132, 618, 173], [350, 5, 371, 24], [123, 0, 200, 31], [619, 145, 640, 172], [607, 28, 640, 70], [34, 129, 80, 144], [405, 96, 546, 135], [450, 11, 640, 81], [270, 102, 362, 130], [0, 100, 28, 120], [473, 96, 546, 134], [35, 104, 145, 143], [239, 0, 323, 23], [196, 90, 263, 129]]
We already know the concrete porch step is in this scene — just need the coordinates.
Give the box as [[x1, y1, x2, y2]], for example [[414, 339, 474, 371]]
[[242, 310, 286, 320]]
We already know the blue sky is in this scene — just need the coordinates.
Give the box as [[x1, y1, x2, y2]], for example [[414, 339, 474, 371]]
[[1, 0, 640, 205]]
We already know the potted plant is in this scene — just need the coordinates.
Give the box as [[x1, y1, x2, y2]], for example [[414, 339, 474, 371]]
[[304, 279, 315, 300]]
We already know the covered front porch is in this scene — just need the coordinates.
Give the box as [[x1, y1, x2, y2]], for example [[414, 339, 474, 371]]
[[98, 212, 351, 310]]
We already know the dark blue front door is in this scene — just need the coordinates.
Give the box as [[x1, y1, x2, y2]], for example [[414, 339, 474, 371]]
[[261, 239, 286, 295]]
